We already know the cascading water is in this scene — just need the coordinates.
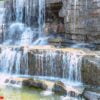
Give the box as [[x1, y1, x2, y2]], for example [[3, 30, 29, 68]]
[[38, 0, 45, 35], [3, 0, 46, 45], [0, 0, 46, 76], [0, 47, 29, 75], [0, 0, 84, 99], [34, 50, 83, 83], [0, 1, 5, 25], [62, 52, 82, 84], [33, 50, 83, 99]]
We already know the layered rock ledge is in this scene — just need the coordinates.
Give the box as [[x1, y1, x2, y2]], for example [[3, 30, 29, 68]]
[[0, 45, 100, 87]]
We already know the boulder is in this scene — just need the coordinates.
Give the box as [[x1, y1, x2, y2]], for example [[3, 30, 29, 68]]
[[83, 89, 100, 100], [4, 77, 48, 90], [52, 81, 84, 96], [22, 79, 48, 90], [82, 54, 100, 86], [52, 81, 67, 95]]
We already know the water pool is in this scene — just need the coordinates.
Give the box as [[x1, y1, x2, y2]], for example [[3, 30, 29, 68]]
[[0, 87, 84, 100]]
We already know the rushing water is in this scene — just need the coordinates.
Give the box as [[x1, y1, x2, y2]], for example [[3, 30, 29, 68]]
[[0, 0, 85, 100], [0, 46, 29, 75], [3, 0, 46, 45], [34, 50, 83, 85]]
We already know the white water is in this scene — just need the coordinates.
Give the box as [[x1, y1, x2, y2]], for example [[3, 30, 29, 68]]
[[38, 0, 45, 35], [3, 0, 46, 45], [35, 50, 83, 84], [0, 0, 84, 99], [15, 0, 24, 22], [0, 47, 29, 75]]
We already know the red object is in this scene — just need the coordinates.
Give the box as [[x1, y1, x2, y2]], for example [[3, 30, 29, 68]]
[[0, 96, 4, 100]]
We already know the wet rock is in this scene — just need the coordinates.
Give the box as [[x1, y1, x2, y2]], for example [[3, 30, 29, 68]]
[[22, 79, 48, 90], [44, 22, 65, 35], [52, 81, 67, 95], [10, 80, 17, 84], [60, 0, 100, 43], [5, 79, 10, 83], [83, 90, 100, 100], [82, 54, 100, 86], [52, 81, 84, 96], [4, 77, 48, 90], [4, 77, 30, 85]]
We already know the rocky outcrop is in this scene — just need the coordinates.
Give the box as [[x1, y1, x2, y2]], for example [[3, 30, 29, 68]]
[[83, 91, 100, 100], [82, 53, 100, 86], [22, 79, 48, 90], [52, 81, 67, 95], [21, 47, 100, 87], [4, 76, 84, 96], [5, 77, 51, 90], [0, 45, 100, 87], [60, 0, 100, 44], [52, 81, 84, 96]]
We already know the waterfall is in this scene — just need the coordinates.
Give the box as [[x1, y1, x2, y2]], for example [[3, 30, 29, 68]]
[[38, 0, 45, 36], [15, 0, 24, 22], [66, 53, 82, 84], [34, 50, 83, 84], [0, 0, 46, 75], [0, 1, 5, 25], [0, 1, 84, 99], [3, 0, 46, 45], [0, 47, 29, 75], [0, 0, 83, 85], [34, 50, 83, 99]]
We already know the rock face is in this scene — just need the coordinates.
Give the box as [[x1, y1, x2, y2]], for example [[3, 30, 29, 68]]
[[27, 46, 84, 79], [27, 46, 100, 87], [60, 0, 100, 43], [22, 79, 48, 90], [0, 45, 100, 88], [83, 90, 100, 100], [52, 81, 67, 95], [52, 81, 84, 96], [0, 46, 100, 87], [82, 53, 100, 86], [24, 47, 100, 87]]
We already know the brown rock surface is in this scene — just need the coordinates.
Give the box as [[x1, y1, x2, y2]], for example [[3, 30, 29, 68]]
[[82, 53, 100, 86]]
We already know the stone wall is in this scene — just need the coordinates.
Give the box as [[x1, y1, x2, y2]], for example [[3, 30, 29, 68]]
[[82, 53, 100, 86], [60, 0, 100, 43], [28, 47, 100, 87]]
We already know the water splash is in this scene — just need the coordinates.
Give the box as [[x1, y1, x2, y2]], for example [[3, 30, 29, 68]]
[[0, 47, 28, 75], [3, 0, 46, 45]]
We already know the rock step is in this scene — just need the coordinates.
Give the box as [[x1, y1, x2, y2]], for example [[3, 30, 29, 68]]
[[0, 46, 99, 86], [4, 77, 84, 96]]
